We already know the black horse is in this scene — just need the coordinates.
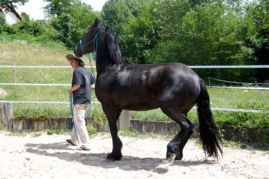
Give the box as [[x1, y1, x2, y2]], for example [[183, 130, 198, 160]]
[[74, 18, 222, 161]]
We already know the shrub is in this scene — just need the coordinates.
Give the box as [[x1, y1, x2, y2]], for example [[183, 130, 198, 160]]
[[0, 13, 7, 33], [13, 19, 60, 40]]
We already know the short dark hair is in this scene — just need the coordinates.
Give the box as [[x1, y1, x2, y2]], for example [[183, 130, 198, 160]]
[[77, 59, 85, 67]]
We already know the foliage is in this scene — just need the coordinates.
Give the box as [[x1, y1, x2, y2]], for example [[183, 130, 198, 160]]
[[0, 0, 28, 24], [101, 0, 134, 35], [245, 0, 269, 82], [13, 19, 60, 40], [0, 13, 7, 33], [123, 1, 160, 64], [0, 0, 28, 9], [0, 0, 98, 48], [44, 0, 75, 17], [47, 128, 70, 135], [44, 0, 98, 48], [87, 123, 97, 135]]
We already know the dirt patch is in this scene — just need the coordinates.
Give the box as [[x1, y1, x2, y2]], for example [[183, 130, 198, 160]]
[[0, 132, 268, 178], [0, 88, 8, 97]]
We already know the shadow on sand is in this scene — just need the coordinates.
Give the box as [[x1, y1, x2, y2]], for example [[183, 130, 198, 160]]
[[25, 142, 215, 174]]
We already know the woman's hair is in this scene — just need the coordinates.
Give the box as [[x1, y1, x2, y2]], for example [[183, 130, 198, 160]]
[[78, 59, 85, 67]]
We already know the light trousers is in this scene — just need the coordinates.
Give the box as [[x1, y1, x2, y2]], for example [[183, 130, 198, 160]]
[[71, 104, 90, 149]]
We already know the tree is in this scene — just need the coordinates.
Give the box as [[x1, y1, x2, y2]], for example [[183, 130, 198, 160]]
[[136, 0, 258, 81], [122, 1, 160, 64], [101, 0, 134, 35], [101, 0, 153, 63], [45, 0, 98, 47], [0, 0, 28, 9], [0, 13, 7, 33], [245, 0, 269, 82], [0, 0, 28, 20], [44, 0, 74, 17]]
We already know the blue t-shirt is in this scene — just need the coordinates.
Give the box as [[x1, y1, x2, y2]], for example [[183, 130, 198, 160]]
[[72, 67, 95, 104]]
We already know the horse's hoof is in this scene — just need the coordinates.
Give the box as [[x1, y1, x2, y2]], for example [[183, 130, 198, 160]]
[[175, 152, 183, 160], [167, 153, 176, 165], [106, 153, 122, 161], [175, 154, 183, 160]]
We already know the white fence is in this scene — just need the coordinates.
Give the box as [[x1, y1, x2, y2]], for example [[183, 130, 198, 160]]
[[0, 65, 268, 113], [1, 64, 269, 69], [0, 65, 95, 68]]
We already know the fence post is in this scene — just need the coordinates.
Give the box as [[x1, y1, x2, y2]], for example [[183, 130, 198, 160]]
[[0, 103, 13, 130], [117, 110, 130, 130]]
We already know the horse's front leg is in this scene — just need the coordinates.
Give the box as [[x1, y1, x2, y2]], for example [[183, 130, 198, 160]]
[[102, 104, 123, 160]]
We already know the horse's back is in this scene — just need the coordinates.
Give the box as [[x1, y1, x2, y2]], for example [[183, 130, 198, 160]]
[[96, 62, 201, 112]]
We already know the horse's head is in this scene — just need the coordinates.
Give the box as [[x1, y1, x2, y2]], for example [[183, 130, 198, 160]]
[[74, 18, 100, 57]]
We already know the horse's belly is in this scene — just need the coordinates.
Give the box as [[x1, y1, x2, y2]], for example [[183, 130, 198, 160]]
[[123, 102, 159, 111]]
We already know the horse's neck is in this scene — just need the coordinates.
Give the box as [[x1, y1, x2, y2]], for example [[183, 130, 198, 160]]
[[96, 35, 127, 76], [96, 41, 115, 76]]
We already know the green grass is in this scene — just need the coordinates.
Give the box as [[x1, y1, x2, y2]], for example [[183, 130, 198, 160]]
[[208, 88, 269, 110], [0, 33, 65, 49], [0, 39, 268, 129]]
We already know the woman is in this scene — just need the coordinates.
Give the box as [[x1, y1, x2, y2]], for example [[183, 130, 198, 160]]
[[65, 54, 95, 150]]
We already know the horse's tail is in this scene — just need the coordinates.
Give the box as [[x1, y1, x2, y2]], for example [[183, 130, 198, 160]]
[[196, 79, 222, 159]]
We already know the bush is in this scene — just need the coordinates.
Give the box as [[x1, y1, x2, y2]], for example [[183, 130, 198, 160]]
[[13, 19, 60, 40], [0, 13, 7, 33], [87, 124, 97, 135], [50, 14, 74, 46]]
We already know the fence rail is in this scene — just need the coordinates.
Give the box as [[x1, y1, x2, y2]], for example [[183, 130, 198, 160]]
[[0, 100, 267, 114], [1, 83, 268, 90], [0, 100, 101, 104], [1, 65, 269, 69], [189, 65, 269, 69], [0, 83, 70, 86], [0, 65, 95, 69], [208, 77, 269, 85], [207, 86, 269, 90]]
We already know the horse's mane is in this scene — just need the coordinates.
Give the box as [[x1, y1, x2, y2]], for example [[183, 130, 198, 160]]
[[99, 24, 132, 65]]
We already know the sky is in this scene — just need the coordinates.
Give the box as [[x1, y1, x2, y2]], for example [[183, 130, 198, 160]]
[[16, 0, 108, 20]]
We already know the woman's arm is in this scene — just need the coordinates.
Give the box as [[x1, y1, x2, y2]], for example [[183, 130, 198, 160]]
[[69, 84, 81, 94]]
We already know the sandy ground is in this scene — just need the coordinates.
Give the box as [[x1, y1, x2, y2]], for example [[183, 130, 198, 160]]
[[0, 132, 268, 179]]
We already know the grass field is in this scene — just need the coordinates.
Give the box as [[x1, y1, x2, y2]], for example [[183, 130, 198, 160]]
[[0, 39, 268, 128]]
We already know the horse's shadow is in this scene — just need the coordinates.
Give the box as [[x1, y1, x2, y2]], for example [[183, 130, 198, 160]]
[[25, 142, 214, 174]]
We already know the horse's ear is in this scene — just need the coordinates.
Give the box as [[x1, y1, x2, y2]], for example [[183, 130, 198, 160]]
[[93, 18, 99, 27]]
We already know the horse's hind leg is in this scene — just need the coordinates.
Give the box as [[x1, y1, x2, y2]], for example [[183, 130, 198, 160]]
[[102, 104, 123, 160], [160, 106, 195, 161]]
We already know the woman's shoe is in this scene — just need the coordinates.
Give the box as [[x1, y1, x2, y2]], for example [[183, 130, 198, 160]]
[[76, 147, 90, 151], [66, 139, 75, 146]]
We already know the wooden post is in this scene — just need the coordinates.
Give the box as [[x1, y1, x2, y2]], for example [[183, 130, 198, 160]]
[[0, 103, 13, 130], [117, 110, 130, 130]]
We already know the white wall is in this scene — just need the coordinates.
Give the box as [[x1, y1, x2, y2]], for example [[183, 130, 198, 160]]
[[3, 9, 19, 25]]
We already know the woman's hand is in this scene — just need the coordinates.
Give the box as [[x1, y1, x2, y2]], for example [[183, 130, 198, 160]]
[[69, 84, 81, 94], [69, 89, 73, 94], [91, 83, 95, 90]]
